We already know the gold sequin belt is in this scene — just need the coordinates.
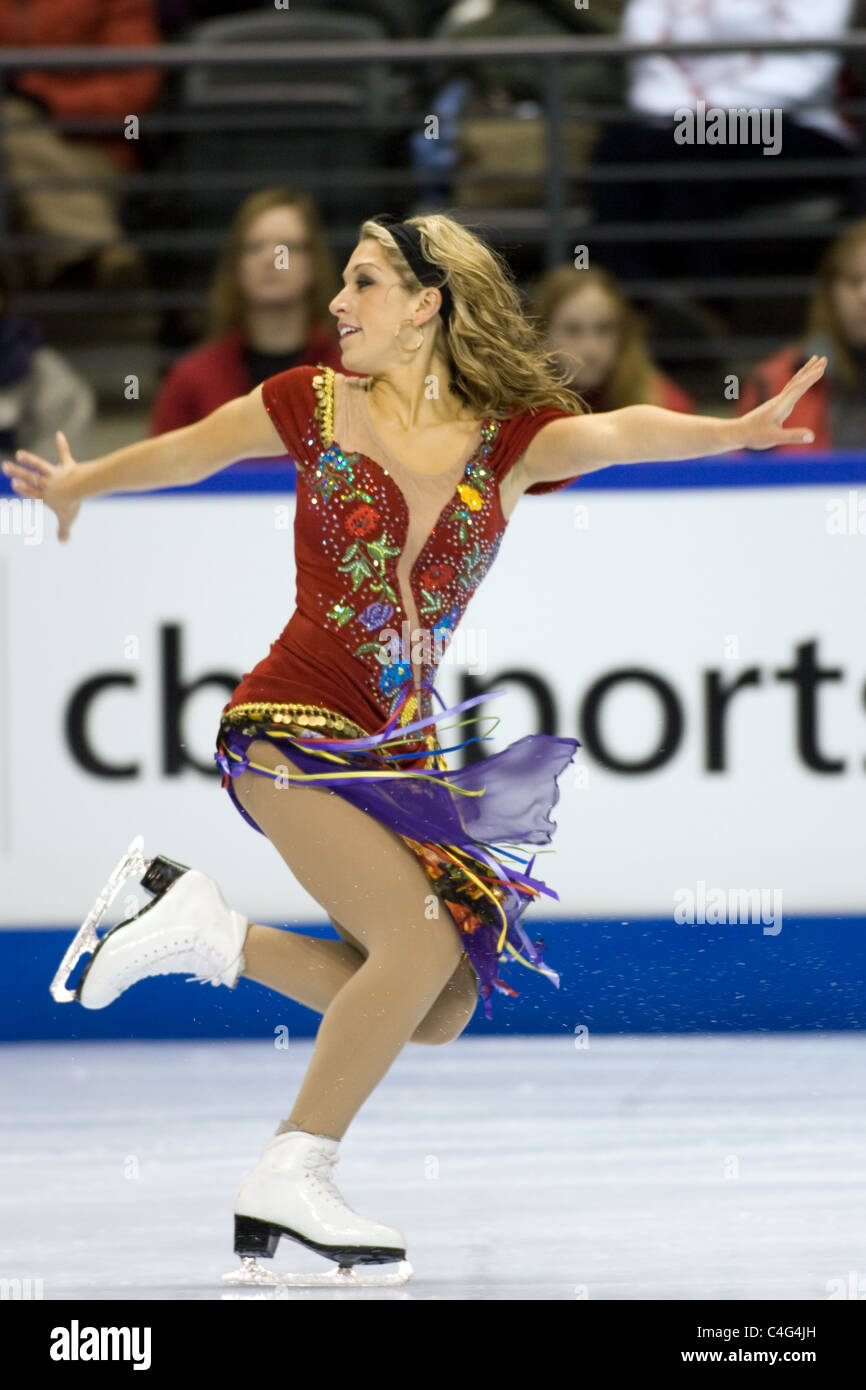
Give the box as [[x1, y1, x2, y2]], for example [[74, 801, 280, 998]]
[[219, 701, 370, 738], [218, 699, 444, 768]]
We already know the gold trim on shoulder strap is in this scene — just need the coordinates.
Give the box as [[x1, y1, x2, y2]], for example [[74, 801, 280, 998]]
[[310, 363, 335, 447]]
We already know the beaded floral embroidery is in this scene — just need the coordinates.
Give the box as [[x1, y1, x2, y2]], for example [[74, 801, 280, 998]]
[[307, 366, 503, 721], [310, 444, 373, 507]]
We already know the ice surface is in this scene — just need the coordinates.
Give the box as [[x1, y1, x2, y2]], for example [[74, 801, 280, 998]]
[[1, 1033, 864, 1300]]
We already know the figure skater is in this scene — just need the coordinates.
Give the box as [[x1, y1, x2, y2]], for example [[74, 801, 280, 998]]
[[2, 212, 826, 1286]]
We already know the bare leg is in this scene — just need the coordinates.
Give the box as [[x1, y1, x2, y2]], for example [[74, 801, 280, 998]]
[[241, 919, 477, 1046], [240, 922, 366, 1018], [229, 740, 478, 1141]]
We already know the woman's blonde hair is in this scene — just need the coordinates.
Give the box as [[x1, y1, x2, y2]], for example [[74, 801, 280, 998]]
[[529, 264, 663, 411], [807, 218, 866, 391], [208, 187, 340, 340], [359, 212, 584, 418]]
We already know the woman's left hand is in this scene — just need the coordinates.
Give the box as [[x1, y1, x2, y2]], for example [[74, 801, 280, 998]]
[[737, 354, 827, 450]]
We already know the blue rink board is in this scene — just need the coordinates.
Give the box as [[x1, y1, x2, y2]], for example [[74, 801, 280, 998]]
[[4, 451, 866, 501], [1, 916, 863, 1040], [92, 449, 866, 494]]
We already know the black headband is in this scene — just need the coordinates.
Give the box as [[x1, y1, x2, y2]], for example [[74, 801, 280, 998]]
[[374, 214, 453, 329]]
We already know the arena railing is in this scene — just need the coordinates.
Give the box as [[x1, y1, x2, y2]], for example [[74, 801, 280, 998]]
[[1, 32, 865, 373]]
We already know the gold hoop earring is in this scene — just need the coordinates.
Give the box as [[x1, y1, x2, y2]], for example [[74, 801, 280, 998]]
[[395, 319, 424, 352]]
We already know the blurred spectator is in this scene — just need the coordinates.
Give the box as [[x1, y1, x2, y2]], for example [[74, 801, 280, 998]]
[[149, 189, 344, 436], [415, 1, 626, 216], [737, 220, 866, 449], [590, 0, 859, 285], [0, 266, 94, 459], [529, 264, 695, 411], [0, 0, 163, 291], [436, 0, 626, 107]]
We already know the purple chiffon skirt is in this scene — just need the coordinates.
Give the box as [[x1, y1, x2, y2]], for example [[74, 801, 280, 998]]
[[215, 681, 580, 1019]]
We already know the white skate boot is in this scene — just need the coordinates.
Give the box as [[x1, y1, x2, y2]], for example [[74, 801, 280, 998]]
[[49, 836, 248, 1009], [223, 1131, 413, 1287]]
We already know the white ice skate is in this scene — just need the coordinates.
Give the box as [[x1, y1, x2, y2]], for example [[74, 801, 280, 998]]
[[49, 835, 248, 1009], [222, 1130, 413, 1288]]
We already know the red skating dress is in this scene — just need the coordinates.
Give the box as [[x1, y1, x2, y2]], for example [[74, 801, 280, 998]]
[[214, 364, 583, 1018]]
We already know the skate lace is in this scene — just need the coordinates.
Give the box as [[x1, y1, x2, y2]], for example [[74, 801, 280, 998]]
[[114, 942, 235, 991], [302, 1147, 342, 1207], [186, 943, 243, 987], [303, 1149, 339, 1173]]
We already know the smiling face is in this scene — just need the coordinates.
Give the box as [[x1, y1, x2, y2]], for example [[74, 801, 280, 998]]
[[237, 203, 314, 309], [830, 243, 866, 349], [329, 238, 430, 373], [546, 283, 621, 390]]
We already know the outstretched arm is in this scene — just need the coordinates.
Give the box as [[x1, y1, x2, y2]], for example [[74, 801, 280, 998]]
[[520, 356, 827, 485], [2, 384, 286, 540]]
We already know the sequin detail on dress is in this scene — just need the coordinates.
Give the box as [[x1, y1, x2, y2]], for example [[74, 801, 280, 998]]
[[303, 365, 502, 724]]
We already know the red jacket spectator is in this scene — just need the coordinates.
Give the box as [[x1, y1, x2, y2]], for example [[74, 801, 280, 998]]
[[0, 0, 163, 170], [656, 373, 695, 413], [737, 345, 831, 451], [529, 264, 696, 415], [149, 325, 344, 437], [578, 372, 695, 415]]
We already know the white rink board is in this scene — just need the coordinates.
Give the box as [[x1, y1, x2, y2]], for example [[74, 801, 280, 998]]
[[1, 483, 864, 925]]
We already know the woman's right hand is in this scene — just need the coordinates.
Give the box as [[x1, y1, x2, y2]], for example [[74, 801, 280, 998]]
[[1, 430, 81, 541]]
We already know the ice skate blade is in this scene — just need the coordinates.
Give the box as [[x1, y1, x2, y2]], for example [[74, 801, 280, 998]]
[[49, 835, 151, 1003], [222, 1256, 414, 1288]]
